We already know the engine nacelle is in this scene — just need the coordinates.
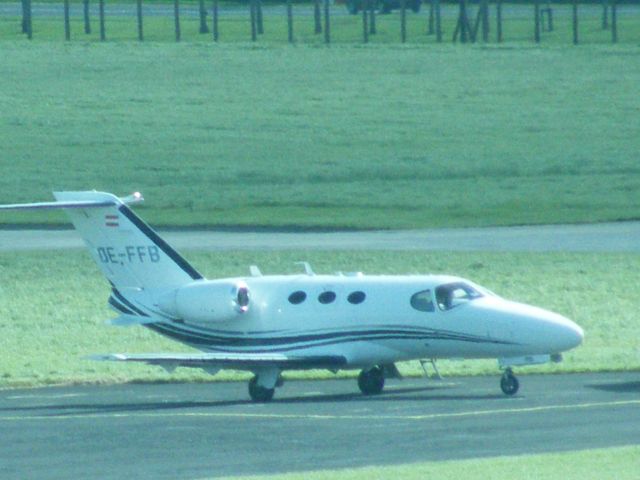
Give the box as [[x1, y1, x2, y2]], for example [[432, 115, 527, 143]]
[[158, 280, 250, 324]]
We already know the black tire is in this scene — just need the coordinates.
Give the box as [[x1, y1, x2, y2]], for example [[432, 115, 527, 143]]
[[346, 0, 360, 15], [248, 376, 275, 402], [358, 366, 385, 395], [500, 371, 519, 396]]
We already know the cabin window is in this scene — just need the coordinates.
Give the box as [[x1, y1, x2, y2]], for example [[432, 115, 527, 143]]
[[410, 290, 435, 312], [288, 291, 307, 305], [435, 282, 483, 311], [347, 291, 366, 305], [318, 291, 336, 304]]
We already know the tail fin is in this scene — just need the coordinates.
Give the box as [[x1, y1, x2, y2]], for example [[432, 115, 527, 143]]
[[1, 191, 202, 291]]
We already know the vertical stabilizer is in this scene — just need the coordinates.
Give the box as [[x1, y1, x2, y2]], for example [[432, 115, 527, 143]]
[[52, 191, 202, 291]]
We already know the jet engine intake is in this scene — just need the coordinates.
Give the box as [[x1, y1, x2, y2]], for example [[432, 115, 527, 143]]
[[158, 280, 250, 323]]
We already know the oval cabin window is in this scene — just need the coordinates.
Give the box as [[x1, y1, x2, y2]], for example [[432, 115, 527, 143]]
[[347, 291, 366, 304], [288, 291, 307, 305], [318, 291, 336, 304]]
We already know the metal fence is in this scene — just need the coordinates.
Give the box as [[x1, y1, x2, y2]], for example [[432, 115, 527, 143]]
[[6, 0, 639, 44]]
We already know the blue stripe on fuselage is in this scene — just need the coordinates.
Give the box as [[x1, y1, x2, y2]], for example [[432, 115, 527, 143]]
[[145, 322, 519, 353]]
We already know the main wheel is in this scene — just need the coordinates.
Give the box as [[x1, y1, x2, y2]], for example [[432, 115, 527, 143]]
[[248, 376, 275, 402], [500, 369, 519, 396], [358, 366, 385, 395]]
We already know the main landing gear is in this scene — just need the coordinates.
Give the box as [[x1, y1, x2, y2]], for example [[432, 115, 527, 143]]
[[358, 366, 385, 395], [248, 370, 284, 402], [500, 368, 519, 396], [248, 376, 275, 402]]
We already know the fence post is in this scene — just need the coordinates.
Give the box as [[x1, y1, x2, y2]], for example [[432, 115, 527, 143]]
[[362, 2, 368, 43], [454, 0, 470, 43], [496, 0, 502, 43], [21, 0, 28, 33], [400, 0, 407, 43], [199, 0, 209, 34], [250, 0, 257, 41], [314, 0, 322, 34], [428, 0, 434, 34], [324, 0, 331, 44], [534, 1, 540, 43], [435, 0, 442, 42], [137, 0, 144, 41], [64, 0, 71, 41], [369, 0, 376, 34], [23, 0, 32, 39], [174, 0, 181, 42], [611, 0, 617, 43], [287, 0, 293, 43], [601, 0, 609, 29], [572, 0, 578, 45], [83, 0, 91, 34], [481, 0, 489, 42], [213, 0, 219, 41], [99, 0, 105, 40], [257, 0, 264, 35]]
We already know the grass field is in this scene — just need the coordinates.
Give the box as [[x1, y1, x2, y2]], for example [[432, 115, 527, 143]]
[[1, 29, 639, 228], [214, 445, 640, 480], [1, 248, 638, 388]]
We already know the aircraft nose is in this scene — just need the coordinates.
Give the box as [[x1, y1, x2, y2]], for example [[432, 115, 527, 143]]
[[498, 301, 584, 353], [536, 309, 584, 353], [555, 316, 584, 351]]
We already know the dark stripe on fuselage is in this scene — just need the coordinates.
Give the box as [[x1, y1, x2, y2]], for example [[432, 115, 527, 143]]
[[108, 296, 135, 315], [145, 323, 519, 353], [118, 205, 203, 281], [111, 288, 149, 317]]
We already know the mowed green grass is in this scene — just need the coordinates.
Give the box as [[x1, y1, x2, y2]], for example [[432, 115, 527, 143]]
[[213, 446, 640, 480], [0, 36, 639, 228], [1, 249, 638, 388]]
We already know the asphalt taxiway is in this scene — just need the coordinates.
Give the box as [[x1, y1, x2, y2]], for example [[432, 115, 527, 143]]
[[1, 372, 639, 479], [2, 221, 640, 252]]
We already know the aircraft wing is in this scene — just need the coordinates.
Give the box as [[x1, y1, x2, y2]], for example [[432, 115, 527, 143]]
[[89, 352, 348, 372]]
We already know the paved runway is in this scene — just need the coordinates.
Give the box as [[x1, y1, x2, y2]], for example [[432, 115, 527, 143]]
[[1, 372, 639, 479], [2, 221, 640, 252]]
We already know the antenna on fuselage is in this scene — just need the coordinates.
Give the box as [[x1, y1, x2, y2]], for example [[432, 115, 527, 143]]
[[295, 261, 315, 276], [249, 265, 262, 277]]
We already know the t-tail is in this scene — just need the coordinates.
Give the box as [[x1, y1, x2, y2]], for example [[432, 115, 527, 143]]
[[0, 191, 203, 320]]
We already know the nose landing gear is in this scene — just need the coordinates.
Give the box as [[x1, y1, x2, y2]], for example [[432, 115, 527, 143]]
[[500, 368, 519, 396]]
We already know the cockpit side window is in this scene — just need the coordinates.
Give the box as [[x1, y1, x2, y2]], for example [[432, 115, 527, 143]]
[[410, 290, 435, 312], [435, 282, 483, 311]]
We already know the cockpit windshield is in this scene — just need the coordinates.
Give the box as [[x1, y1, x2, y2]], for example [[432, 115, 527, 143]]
[[435, 282, 483, 311]]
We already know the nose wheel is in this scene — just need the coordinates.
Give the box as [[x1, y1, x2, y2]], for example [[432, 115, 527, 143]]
[[500, 368, 519, 396]]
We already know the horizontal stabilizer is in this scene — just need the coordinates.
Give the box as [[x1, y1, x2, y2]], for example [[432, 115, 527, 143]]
[[107, 315, 158, 327], [88, 352, 348, 371], [0, 192, 143, 211], [0, 199, 116, 210]]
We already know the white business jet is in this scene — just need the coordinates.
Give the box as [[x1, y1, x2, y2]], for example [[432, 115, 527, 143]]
[[0, 191, 583, 402]]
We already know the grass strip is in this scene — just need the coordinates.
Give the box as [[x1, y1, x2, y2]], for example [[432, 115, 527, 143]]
[[0, 40, 639, 229], [212, 445, 640, 480]]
